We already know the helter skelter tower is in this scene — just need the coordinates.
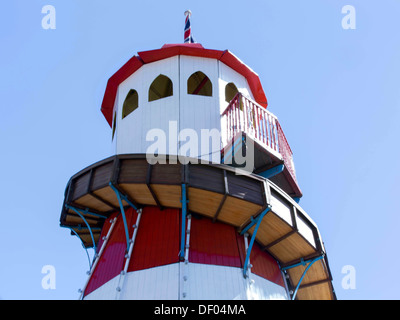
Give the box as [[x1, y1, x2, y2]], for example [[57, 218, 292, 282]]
[[60, 11, 335, 300]]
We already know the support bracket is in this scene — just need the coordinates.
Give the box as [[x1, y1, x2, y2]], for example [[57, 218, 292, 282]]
[[180, 184, 188, 261], [65, 204, 99, 251], [281, 254, 325, 300], [241, 206, 271, 278], [240, 205, 271, 236], [257, 164, 284, 179], [79, 217, 118, 300], [109, 182, 138, 253], [115, 209, 143, 299], [65, 204, 108, 220]]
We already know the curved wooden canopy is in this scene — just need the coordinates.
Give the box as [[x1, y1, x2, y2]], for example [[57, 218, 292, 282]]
[[60, 154, 335, 300]]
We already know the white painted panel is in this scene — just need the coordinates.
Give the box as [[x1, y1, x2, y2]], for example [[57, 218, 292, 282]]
[[270, 193, 293, 226], [183, 263, 287, 300], [296, 215, 316, 248], [119, 263, 180, 300], [247, 272, 288, 300], [117, 77, 144, 154], [179, 56, 221, 163], [84, 263, 180, 300], [182, 262, 246, 300], [116, 56, 180, 156], [142, 57, 180, 158], [83, 275, 120, 300], [84, 263, 287, 300], [218, 61, 254, 114]]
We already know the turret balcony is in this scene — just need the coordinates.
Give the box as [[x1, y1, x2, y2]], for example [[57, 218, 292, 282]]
[[221, 93, 302, 198]]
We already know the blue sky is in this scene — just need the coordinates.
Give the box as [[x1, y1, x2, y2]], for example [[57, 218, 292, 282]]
[[1, 0, 399, 299]]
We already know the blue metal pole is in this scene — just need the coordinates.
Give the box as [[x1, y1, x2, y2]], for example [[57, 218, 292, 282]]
[[291, 255, 324, 300], [240, 205, 271, 236], [240, 216, 257, 236], [65, 205, 97, 251], [65, 205, 107, 220], [258, 164, 284, 179], [242, 206, 271, 277], [292, 197, 301, 204], [109, 182, 138, 211], [281, 255, 324, 271], [109, 183, 131, 253], [180, 184, 187, 260]]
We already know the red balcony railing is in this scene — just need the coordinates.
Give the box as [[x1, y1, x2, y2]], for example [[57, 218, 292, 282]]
[[221, 93, 297, 183]]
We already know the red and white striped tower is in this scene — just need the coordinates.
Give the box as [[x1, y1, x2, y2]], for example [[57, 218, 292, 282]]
[[60, 12, 335, 300]]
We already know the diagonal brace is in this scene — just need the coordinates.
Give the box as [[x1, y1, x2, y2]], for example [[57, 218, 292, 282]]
[[65, 204, 108, 220], [242, 206, 271, 277], [258, 164, 284, 179], [180, 184, 188, 261], [65, 205, 98, 251], [290, 255, 324, 300], [109, 182, 138, 253], [109, 182, 138, 211], [240, 205, 271, 236]]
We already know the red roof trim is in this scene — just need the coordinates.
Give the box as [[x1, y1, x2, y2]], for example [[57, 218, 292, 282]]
[[219, 51, 268, 107], [101, 44, 268, 127], [101, 56, 143, 126], [138, 43, 224, 64]]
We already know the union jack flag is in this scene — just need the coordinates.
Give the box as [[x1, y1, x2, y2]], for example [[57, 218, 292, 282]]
[[184, 10, 195, 43]]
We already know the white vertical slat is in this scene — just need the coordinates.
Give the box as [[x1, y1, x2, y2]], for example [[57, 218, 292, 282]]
[[117, 68, 144, 154], [116, 56, 180, 157], [179, 56, 220, 163], [180, 214, 192, 300], [142, 56, 180, 158], [115, 209, 142, 299], [79, 217, 118, 300], [296, 214, 316, 248], [270, 192, 293, 227], [218, 61, 254, 114]]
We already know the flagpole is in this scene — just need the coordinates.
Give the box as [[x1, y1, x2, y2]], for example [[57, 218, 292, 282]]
[[184, 10, 194, 43]]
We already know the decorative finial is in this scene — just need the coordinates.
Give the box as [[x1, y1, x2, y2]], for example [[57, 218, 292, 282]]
[[184, 10, 192, 18]]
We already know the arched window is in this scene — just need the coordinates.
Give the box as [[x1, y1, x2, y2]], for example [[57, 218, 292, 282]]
[[122, 89, 138, 119], [187, 71, 212, 97], [225, 82, 238, 103], [112, 112, 117, 140], [148, 74, 173, 102]]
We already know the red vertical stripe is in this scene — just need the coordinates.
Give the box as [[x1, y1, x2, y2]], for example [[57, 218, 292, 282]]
[[250, 242, 284, 287], [85, 208, 137, 296], [128, 207, 180, 271], [236, 234, 284, 287], [84, 206, 284, 296], [189, 216, 241, 268]]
